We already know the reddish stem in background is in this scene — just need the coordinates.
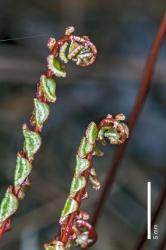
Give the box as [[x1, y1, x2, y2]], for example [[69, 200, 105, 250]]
[[92, 9, 166, 235], [135, 181, 166, 250]]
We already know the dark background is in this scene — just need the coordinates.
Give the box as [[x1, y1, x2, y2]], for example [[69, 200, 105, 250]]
[[0, 1, 166, 249]]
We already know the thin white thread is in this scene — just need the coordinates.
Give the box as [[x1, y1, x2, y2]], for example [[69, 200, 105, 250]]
[[0, 33, 51, 43]]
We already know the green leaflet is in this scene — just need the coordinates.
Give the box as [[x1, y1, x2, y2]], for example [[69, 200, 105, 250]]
[[0, 189, 18, 223], [47, 55, 66, 78], [98, 126, 120, 144], [86, 122, 98, 144], [59, 42, 69, 63], [14, 155, 32, 187], [105, 128, 120, 144], [23, 125, 42, 160], [44, 240, 65, 250], [33, 98, 50, 130], [75, 156, 90, 176], [40, 75, 56, 102], [78, 137, 93, 158], [70, 176, 86, 196], [60, 198, 78, 224]]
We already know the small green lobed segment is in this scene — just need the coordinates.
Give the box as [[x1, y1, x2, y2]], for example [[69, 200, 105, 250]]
[[47, 55, 66, 78], [98, 126, 121, 144], [40, 75, 56, 103], [33, 98, 50, 129], [60, 198, 78, 223], [74, 156, 90, 176], [78, 137, 94, 158], [85, 122, 98, 144], [23, 125, 42, 160], [78, 122, 98, 158], [70, 176, 86, 196], [0, 189, 18, 223], [14, 155, 32, 187]]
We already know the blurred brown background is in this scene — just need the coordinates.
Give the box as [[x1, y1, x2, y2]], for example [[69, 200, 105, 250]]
[[0, 0, 166, 249]]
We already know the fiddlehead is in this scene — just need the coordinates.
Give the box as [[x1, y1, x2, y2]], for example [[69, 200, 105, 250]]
[[0, 26, 97, 239], [44, 114, 129, 250]]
